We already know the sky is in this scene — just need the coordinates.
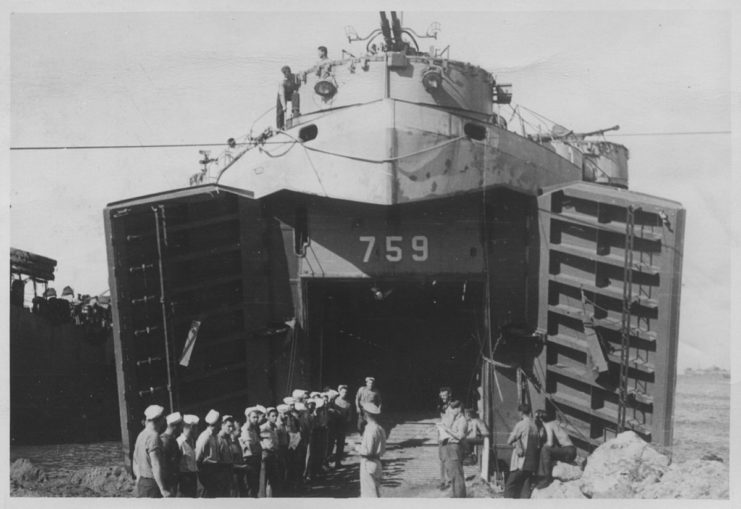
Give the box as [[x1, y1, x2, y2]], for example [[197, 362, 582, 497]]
[[7, 7, 734, 370]]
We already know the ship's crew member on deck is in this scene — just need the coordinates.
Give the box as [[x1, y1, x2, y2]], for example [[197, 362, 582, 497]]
[[240, 407, 263, 497], [535, 410, 577, 488], [215, 415, 236, 496], [355, 402, 386, 497], [132, 404, 171, 498], [276, 65, 300, 130], [195, 409, 221, 497], [331, 385, 352, 467], [316, 45, 331, 78], [260, 407, 282, 496], [176, 414, 199, 497], [356, 377, 382, 434], [436, 400, 468, 498], [437, 386, 453, 490], [504, 403, 541, 499], [160, 412, 183, 495]]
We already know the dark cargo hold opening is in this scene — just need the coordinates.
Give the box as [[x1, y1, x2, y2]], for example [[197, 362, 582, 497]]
[[304, 279, 485, 411]]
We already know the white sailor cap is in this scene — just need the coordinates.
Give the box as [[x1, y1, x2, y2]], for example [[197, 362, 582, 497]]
[[313, 398, 326, 409], [337, 384, 348, 391], [292, 389, 307, 399], [183, 414, 200, 425], [244, 406, 258, 417], [294, 402, 307, 411], [166, 412, 183, 425], [310, 391, 321, 398], [363, 402, 381, 415], [255, 405, 267, 414], [327, 390, 339, 399], [365, 376, 376, 383], [222, 414, 235, 424], [283, 397, 295, 405], [277, 404, 290, 413], [205, 409, 220, 425], [144, 404, 165, 421]]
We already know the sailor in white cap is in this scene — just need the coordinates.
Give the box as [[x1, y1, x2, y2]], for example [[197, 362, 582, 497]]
[[355, 377, 382, 434], [331, 384, 353, 467], [177, 414, 200, 497], [160, 412, 183, 494], [355, 402, 386, 497], [215, 415, 237, 496], [132, 404, 171, 497], [240, 407, 263, 497], [303, 398, 325, 481], [259, 407, 282, 497], [195, 409, 221, 497], [276, 404, 291, 485], [285, 402, 304, 490]]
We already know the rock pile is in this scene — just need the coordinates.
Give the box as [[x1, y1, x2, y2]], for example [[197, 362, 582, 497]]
[[68, 466, 136, 497], [532, 431, 729, 499], [10, 458, 135, 497], [10, 458, 47, 487]]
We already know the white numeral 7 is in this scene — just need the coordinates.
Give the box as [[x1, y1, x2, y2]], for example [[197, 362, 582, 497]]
[[359, 236, 376, 263]]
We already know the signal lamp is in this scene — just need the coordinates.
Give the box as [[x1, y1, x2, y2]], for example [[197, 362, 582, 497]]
[[314, 79, 337, 98]]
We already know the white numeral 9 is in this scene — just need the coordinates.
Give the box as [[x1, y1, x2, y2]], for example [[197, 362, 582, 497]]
[[412, 235, 428, 261]]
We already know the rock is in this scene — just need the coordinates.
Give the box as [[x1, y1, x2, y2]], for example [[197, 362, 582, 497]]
[[579, 431, 670, 498], [10, 458, 47, 486], [552, 461, 582, 481], [639, 459, 729, 499], [68, 466, 136, 497], [532, 479, 586, 499], [700, 453, 723, 463]]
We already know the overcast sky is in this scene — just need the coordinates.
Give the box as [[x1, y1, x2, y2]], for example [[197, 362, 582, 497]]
[[8, 7, 733, 369]]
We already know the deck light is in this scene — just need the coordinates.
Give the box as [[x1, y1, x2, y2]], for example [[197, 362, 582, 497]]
[[422, 66, 443, 92]]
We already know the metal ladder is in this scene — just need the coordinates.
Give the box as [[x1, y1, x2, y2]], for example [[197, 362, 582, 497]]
[[617, 206, 635, 433]]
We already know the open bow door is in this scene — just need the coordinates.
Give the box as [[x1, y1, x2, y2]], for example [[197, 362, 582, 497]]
[[537, 182, 685, 451]]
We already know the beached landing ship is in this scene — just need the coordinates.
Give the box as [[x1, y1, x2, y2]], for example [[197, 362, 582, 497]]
[[105, 13, 684, 469]]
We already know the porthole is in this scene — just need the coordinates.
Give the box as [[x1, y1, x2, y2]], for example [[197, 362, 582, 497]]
[[464, 123, 487, 141], [299, 124, 318, 142]]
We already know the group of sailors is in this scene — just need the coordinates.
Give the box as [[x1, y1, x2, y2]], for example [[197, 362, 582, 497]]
[[435, 388, 576, 499], [132, 377, 387, 498]]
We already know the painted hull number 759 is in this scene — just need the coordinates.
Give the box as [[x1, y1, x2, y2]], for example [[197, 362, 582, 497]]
[[359, 235, 429, 262]]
